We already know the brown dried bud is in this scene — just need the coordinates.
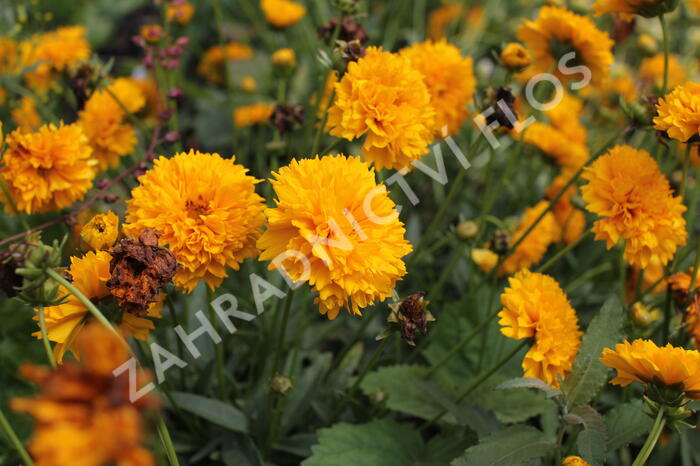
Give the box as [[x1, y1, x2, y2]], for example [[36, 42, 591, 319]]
[[490, 230, 511, 255], [69, 64, 97, 110], [317, 16, 368, 44], [270, 104, 305, 134], [612, 16, 636, 43], [106, 229, 178, 316], [387, 292, 435, 346], [0, 249, 21, 298], [340, 40, 366, 62], [483, 87, 517, 130]]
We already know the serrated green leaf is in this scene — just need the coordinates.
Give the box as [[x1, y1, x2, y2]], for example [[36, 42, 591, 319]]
[[451, 425, 556, 466], [572, 405, 607, 466], [496, 377, 562, 398], [606, 400, 654, 452], [170, 392, 248, 433], [478, 382, 553, 424], [562, 295, 624, 409]]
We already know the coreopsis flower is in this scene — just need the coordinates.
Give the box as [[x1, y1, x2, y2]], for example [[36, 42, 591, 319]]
[[593, 0, 679, 19], [640, 54, 686, 91], [124, 150, 266, 292], [0, 123, 95, 214], [626, 262, 665, 302], [22, 26, 90, 92], [563, 457, 590, 466], [13, 322, 158, 466], [0, 37, 19, 75], [500, 202, 561, 276], [501, 42, 531, 72], [37, 250, 165, 362], [499, 270, 582, 387], [327, 47, 436, 170], [257, 155, 412, 319], [544, 93, 587, 145], [629, 302, 661, 328], [78, 78, 146, 172], [271, 48, 296, 67], [241, 75, 257, 93], [668, 269, 700, 347], [427, 3, 463, 40], [601, 339, 700, 400], [197, 43, 253, 84], [80, 211, 120, 251], [11, 96, 41, 132], [581, 145, 687, 268], [471, 248, 498, 273], [546, 171, 586, 245], [234, 103, 274, 127], [653, 82, 700, 143], [260, 0, 306, 28], [166, 1, 195, 24], [400, 39, 476, 135], [519, 122, 589, 170], [517, 6, 614, 86]]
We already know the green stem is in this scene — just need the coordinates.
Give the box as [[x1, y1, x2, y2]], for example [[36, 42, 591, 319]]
[[212, 0, 237, 152], [37, 305, 57, 369], [536, 229, 593, 274], [631, 409, 666, 466], [310, 88, 335, 155], [324, 312, 375, 379], [46, 268, 119, 336], [0, 406, 33, 465], [158, 415, 180, 466], [660, 14, 670, 96]]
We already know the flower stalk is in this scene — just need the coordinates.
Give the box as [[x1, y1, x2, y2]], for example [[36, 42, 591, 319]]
[[631, 408, 666, 466]]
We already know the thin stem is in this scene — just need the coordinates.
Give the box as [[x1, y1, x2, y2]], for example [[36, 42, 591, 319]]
[[212, 0, 237, 152], [536, 229, 593, 274], [158, 416, 180, 466], [660, 14, 670, 96], [310, 88, 335, 155], [37, 306, 57, 369], [46, 268, 119, 336], [271, 291, 294, 376], [324, 312, 375, 379], [631, 408, 666, 466], [0, 406, 34, 466], [0, 178, 30, 231]]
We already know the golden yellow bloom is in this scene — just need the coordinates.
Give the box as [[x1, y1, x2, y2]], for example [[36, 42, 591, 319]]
[[0, 37, 19, 75], [517, 6, 614, 86], [22, 26, 90, 92], [258, 155, 412, 319], [11, 96, 41, 132], [327, 47, 435, 170], [629, 302, 661, 328], [14, 322, 157, 466], [428, 3, 463, 40], [197, 42, 253, 84], [471, 248, 499, 273], [520, 122, 589, 170], [81, 211, 120, 251], [582, 145, 687, 268], [0, 123, 95, 215], [668, 269, 700, 347], [400, 39, 476, 135], [601, 339, 700, 399], [271, 48, 296, 67], [241, 75, 257, 93], [78, 78, 145, 172], [593, 0, 677, 19], [500, 201, 560, 276], [640, 54, 685, 91], [140, 24, 163, 43], [261, 0, 306, 28], [234, 103, 274, 127], [563, 457, 590, 466], [501, 42, 531, 72], [499, 270, 582, 387], [654, 82, 700, 143], [545, 93, 587, 144], [166, 1, 195, 24], [546, 171, 586, 245], [126, 76, 161, 123], [125, 150, 266, 292], [626, 262, 665, 302]]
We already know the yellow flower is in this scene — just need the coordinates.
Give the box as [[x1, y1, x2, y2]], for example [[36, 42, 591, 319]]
[[654, 82, 700, 143], [241, 75, 257, 93], [428, 3, 463, 40], [544, 93, 587, 145], [78, 78, 145, 172], [81, 211, 120, 251], [601, 339, 700, 399], [563, 457, 590, 466], [668, 269, 700, 347], [197, 43, 253, 84], [140, 24, 163, 43], [260, 0, 306, 28], [400, 39, 476, 136], [21, 26, 90, 92], [517, 6, 614, 86], [271, 48, 296, 67], [499, 270, 582, 387], [125, 150, 266, 292], [471, 248, 499, 273], [166, 1, 195, 24], [501, 42, 531, 72], [629, 302, 661, 328], [234, 103, 274, 127], [519, 122, 589, 170], [640, 54, 685, 91], [0, 37, 19, 75], [258, 155, 412, 319], [36, 251, 161, 362], [11, 96, 41, 132], [0, 123, 95, 215], [593, 0, 678, 19], [327, 47, 435, 170], [13, 322, 157, 466], [582, 145, 687, 268], [546, 170, 586, 245], [500, 202, 560, 276]]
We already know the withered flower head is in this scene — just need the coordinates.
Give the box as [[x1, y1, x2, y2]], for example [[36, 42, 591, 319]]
[[483, 87, 517, 130], [317, 16, 368, 44], [270, 103, 305, 134], [339, 40, 366, 62], [0, 249, 21, 298], [384, 292, 436, 346], [106, 229, 178, 316]]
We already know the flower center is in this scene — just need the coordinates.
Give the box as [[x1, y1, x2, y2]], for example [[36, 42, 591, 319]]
[[185, 197, 211, 219]]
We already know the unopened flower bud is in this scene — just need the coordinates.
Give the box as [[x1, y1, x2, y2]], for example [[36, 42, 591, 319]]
[[163, 131, 181, 143], [456, 220, 478, 240], [500, 43, 531, 72], [158, 108, 175, 122], [271, 375, 293, 394], [271, 48, 296, 68], [167, 88, 184, 100]]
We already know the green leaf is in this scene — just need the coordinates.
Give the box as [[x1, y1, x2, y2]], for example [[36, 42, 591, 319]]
[[496, 377, 562, 399], [571, 405, 607, 466], [303, 420, 453, 466], [562, 295, 624, 410], [451, 425, 556, 466], [606, 400, 654, 452], [170, 392, 248, 433], [477, 381, 553, 424]]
